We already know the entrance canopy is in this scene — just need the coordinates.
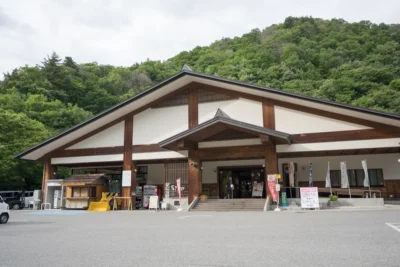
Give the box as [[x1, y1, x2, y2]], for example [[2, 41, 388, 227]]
[[159, 109, 291, 150]]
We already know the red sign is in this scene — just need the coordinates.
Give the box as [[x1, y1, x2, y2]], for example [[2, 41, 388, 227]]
[[267, 175, 278, 202], [176, 178, 181, 204]]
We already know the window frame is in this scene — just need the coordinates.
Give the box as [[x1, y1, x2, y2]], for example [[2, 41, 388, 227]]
[[329, 168, 384, 188]]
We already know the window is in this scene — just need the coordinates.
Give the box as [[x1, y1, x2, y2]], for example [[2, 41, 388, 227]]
[[368, 169, 384, 186], [329, 169, 384, 187], [72, 187, 96, 197], [330, 171, 341, 187]]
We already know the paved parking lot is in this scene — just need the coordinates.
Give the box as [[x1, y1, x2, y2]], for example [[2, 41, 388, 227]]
[[1, 209, 400, 267]]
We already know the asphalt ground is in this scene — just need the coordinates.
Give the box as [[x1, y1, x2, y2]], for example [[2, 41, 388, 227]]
[[1, 209, 400, 267]]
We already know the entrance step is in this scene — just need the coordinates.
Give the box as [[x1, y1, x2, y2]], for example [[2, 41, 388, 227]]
[[191, 199, 265, 211]]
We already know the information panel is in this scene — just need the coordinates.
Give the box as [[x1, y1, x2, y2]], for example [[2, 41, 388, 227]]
[[300, 187, 320, 209], [122, 170, 132, 187]]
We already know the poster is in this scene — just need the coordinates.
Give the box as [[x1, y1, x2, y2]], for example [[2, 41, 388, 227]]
[[252, 181, 264, 197], [267, 174, 278, 202], [300, 187, 320, 209], [122, 170, 132, 187]]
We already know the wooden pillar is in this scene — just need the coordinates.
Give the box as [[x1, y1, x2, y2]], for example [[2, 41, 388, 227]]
[[262, 99, 275, 129], [188, 149, 201, 203], [262, 99, 277, 198], [188, 87, 199, 203], [42, 157, 56, 204], [188, 87, 198, 128], [122, 115, 134, 209]]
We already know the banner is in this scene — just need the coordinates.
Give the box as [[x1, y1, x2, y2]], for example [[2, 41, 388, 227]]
[[308, 163, 313, 187], [267, 174, 278, 202], [325, 161, 331, 188], [289, 162, 295, 188], [340, 161, 349, 188], [362, 160, 370, 187], [176, 178, 181, 204], [300, 187, 320, 209]]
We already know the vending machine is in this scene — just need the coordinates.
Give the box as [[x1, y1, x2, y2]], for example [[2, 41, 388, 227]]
[[135, 186, 143, 209], [142, 185, 161, 209]]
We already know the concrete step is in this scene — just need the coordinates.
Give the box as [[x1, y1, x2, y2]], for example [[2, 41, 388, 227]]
[[192, 198, 266, 211]]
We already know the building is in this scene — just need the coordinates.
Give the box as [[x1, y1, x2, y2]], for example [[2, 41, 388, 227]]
[[15, 67, 400, 209]]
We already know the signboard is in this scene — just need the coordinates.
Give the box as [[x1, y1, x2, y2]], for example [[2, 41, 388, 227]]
[[252, 181, 264, 197], [149, 195, 159, 210], [122, 170, 132, 187], [281, 192, 287, 207], [267, 174, 278, 202], [300, 187, 320, 209], [276, 184, 281, 192]]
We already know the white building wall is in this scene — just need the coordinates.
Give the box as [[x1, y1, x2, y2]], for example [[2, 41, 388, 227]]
[[133, 105, 188, 145], [202, 159, 264, 184], [67, 121, 125, 149], [278, 153, 400, 182], [199, 98, 263, 126], [274, 106, 370, 134]]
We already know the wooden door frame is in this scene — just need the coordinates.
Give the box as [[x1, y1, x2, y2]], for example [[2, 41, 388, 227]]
[[216, 165, 264, 199]]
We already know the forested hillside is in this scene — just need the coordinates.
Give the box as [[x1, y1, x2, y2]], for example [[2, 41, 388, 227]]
[[1, 17, 400, 190]]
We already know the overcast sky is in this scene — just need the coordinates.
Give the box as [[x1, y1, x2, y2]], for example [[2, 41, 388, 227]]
[[1, 0, 399, 76]]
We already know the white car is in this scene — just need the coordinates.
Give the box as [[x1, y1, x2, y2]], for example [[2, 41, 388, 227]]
[[0, 196, 10, 224]]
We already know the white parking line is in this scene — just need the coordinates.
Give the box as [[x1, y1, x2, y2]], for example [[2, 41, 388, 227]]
[[385, 223, 400, 233], [178, 215, 212, 220]]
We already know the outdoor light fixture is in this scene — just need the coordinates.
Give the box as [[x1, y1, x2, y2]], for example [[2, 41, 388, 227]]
[[134, 169, 137, 173]]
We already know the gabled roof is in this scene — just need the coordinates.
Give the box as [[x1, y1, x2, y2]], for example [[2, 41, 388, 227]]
[[14, 69, 400, 161], [158, 109, 291, 149]]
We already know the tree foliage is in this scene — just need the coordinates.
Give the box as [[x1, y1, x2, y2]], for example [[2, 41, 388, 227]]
[[1, 17, 400, 189]]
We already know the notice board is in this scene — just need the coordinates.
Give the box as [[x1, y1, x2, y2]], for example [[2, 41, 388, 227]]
[[300, 187, 320, 209], [149, 195, 159, 210]]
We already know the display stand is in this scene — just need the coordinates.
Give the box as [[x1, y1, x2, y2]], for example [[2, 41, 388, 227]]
[[113, 197, 133, 211]]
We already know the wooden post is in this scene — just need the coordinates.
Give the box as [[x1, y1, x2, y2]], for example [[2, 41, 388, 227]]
[[188, 149, 200, 203], [188, 87, 198, 129], [122, 115, 134, 209], [188, 86, 200, 203], [262, 99, 277, 199], [42, 157, 56, 204]]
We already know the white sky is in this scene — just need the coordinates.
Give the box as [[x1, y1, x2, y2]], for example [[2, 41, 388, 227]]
[[0, 0, 399, 75]]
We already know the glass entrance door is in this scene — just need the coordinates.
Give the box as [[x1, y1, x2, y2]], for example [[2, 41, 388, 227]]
[[218, 167, 265, 199]]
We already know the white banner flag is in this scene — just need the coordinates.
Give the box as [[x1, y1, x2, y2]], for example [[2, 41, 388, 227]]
[[362, 160, 370, 187], [340, 161, 349, 188], [325, 161, 331, 188], [289, 162, 295, 188]]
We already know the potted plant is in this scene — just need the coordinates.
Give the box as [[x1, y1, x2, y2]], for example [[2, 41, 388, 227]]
[[328, 194, 339, 208], [200, 193, 208, 201]]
